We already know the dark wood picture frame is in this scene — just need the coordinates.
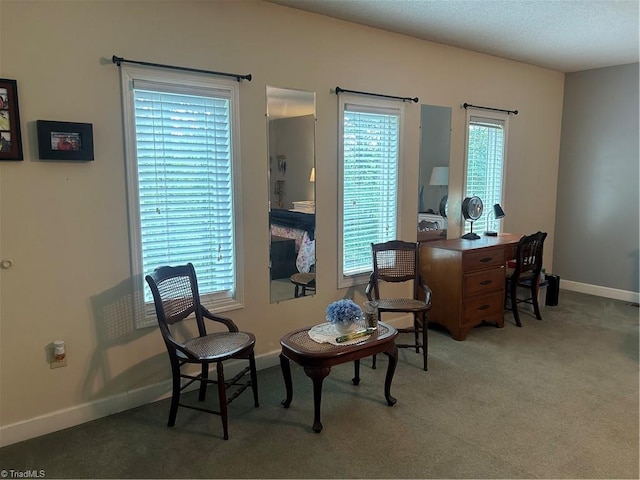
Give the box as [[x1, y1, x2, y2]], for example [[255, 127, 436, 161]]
[[37, 120, 94, 161], [0, 78, 24, 161]]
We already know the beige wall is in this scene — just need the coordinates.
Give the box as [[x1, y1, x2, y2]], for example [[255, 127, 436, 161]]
[[0, 0, 563, 436]]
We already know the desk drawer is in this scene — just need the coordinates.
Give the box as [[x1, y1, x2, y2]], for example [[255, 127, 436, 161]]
[[463, 268, 505, 297], [463, 247, 504, 272], [462, 291, 504, 325]]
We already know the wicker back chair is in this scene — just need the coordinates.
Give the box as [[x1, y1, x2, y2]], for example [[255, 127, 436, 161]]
[[145, 263, 258, 440], [505, 231, 547, 327], [366, 240, 432, 370]]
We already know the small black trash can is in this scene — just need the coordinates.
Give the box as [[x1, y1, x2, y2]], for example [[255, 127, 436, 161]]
[[546, 274, 560, 306]]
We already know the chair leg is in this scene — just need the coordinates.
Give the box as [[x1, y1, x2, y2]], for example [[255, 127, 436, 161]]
[[249, 352, 259, 407], [510, 281, 522, 327], [371, 311, 380, 369], [198, 363, 208, 401], [168, 359, 181, 427], [414, 315, 420, 354], [421, 313, 428, 371], [531, 282, 543, 320], [216, 362, 229, 440]]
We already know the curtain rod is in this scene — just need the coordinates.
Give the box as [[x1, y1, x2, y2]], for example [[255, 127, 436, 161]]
[[112, 55, 252, 82], [335, 86, 418, 103], [463, 102, 518, 115]]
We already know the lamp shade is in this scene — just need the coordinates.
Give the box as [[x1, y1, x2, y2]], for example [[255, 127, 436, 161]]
[[429, 166, 449, 186], [493, 203, 505, 219], [309, 167, 315, 182]]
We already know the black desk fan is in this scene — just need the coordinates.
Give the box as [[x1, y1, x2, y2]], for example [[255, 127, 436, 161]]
[[461, 196, 483, 240]]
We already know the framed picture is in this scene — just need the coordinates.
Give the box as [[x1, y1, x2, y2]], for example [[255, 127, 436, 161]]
[[0, 79, 24, 161], [37, 120, 94, 161]]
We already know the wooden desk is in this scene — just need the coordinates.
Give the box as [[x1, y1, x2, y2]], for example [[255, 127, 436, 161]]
[[279, 321, 398, 433], [419, 233, 521, 341]]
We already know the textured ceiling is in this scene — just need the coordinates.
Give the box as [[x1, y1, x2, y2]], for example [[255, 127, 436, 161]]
[[267, 0, 639, 72]]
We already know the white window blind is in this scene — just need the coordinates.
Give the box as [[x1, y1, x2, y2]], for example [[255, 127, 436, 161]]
[[120, 66, 242, 327], [340, 100, 401, 282], [465, 114, 507, 234]]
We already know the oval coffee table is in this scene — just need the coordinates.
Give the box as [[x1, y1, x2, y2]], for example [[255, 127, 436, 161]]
[[279, 320, 398, 433]]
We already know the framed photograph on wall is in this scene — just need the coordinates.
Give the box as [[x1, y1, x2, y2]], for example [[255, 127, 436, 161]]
[[37, 120, 94, 161], [0, 78, 24, 161]]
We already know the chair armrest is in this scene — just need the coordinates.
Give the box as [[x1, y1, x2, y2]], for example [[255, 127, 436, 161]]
[[365, 272, 375, 301], [160, 329, 199, 360], [419, 276, 432, 305], [200, 306, 239, 332]]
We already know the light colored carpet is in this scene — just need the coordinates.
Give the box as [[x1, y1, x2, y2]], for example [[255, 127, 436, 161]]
[[270, 278, 298, 303], [1, 290, 638, 479]]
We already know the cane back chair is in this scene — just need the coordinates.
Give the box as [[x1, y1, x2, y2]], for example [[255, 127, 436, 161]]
[[505, 231, 547, 327], [145, 263, 259, 440], [366, 240, 432, 370]]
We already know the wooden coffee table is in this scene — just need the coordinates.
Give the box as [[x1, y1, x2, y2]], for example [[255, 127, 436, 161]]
[[279, 321, 398, 432]]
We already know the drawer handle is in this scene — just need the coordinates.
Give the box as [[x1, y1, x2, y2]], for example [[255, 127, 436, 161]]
[[480, 257, 493, 263], [478, 304, 490, 311], [480, 280, 492, 286]]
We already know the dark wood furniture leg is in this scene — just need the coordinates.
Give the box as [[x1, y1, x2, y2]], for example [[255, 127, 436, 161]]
[[279, 353, 293, 408], [352, 359, 360, 385], [384, 344, 398, 406], [531, 282, 543, 320], [510, 282, 522, 327], [216, 362, 229, 440], [421, 312, 428, 371], [304, 366, 331, 433]]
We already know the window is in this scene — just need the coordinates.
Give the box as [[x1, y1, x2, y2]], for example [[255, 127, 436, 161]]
[[464, 111, 508, 234], [120, 65, 243, 327], [338, 96, 403, 287]]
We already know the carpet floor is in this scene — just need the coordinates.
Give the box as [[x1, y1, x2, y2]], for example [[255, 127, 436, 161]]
[[1, 290, 638, 479]]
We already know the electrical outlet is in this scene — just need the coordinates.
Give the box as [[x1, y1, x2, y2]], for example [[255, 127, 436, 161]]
[[50, 355, 67, 369]]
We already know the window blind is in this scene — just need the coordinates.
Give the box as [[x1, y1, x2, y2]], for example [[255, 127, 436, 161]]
[[133, 88, 235, 303], [465, 115, 505, 233], [342, 104, 399, 276]]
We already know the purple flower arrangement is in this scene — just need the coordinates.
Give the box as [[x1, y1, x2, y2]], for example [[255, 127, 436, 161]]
[[326, 299, 363, 326]]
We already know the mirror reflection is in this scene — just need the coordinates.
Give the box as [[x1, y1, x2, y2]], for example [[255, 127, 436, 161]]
[[418, 104, 452, 241], [267, 86, 316, 303]]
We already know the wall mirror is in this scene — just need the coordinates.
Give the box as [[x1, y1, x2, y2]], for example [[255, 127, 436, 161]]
[[266, 86, 316, 303], [418, 104, 452, 241]]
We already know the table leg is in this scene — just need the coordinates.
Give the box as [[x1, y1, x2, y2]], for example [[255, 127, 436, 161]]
[[303, 366, 331, 433], [279, 353, 293, 408], [383, 343, 398, 406], [352, 359, 360, 385]]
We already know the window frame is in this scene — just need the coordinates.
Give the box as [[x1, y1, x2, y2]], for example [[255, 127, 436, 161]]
[[463, 108, 509, 234], [337, 94, 404, 288], [119, 64, 244, 328]]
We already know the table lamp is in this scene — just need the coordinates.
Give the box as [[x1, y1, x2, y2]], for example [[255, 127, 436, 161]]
[[429, 166, 448, 213], [485, 203, 505, 236]]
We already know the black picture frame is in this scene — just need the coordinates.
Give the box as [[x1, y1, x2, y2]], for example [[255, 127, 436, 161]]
[[37, 120, 94, 161], [0, 78, 24, 161]]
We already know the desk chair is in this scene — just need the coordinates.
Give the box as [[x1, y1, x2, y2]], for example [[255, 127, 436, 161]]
[[505, 231, 547, 327], [366, 240, 432, 370], [145, 263, 259, 440]]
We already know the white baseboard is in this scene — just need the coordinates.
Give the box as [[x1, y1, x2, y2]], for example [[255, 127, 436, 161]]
[[0, 353, 281, 448], [560, 281, 639, 304], [0, 316, 411, 448]]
